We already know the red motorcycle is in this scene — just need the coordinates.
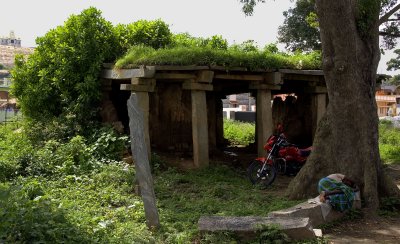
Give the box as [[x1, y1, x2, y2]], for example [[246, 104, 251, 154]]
[[247, 129, 312, 187]]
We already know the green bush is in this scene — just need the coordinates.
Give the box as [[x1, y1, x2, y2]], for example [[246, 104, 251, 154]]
[[114, 19, 173, 53], [379, 121, 400, 164], [0, 123, 34, 181], [0, 163, 143, 243], [224, 119, 255, 146], [0, 179, 91, 243], [0, 121, 128, 180], [11, 7, 118, 127]]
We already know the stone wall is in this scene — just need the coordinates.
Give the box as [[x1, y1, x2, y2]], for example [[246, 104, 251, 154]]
[[149, 83, 193, 153]]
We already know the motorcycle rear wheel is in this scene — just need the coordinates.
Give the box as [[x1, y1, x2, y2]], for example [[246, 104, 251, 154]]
[[247, 160, 277, 187]]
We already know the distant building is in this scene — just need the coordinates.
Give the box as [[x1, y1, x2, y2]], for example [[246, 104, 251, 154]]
[[376, 85, 400, 117], [0, 31, 21, 47], [0, 70, 11, 102]]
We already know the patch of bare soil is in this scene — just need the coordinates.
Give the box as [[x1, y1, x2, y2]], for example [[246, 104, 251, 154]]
[[323, 164, 400, 244], [323, 214, 400, 244]]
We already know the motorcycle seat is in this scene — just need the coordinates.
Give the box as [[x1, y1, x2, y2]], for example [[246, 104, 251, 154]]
[[299, 147, 312, 157]]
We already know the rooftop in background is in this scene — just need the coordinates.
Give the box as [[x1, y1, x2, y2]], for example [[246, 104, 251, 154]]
[[1, 31, 21, 47]]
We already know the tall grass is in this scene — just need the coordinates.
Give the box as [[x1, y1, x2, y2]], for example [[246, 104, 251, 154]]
[[224, 119, 255, 146], [115, 45, 322, 70]]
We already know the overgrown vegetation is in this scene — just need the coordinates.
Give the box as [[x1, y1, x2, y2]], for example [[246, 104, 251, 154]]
[[0, 122, 299, 243], [224, 119, 256, 146], [115, 44, 322, 70], [379, 120, 400, 164]]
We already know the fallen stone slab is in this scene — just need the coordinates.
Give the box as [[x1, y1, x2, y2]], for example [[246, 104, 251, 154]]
[[268, 194, 361, 227], [268, 201, 342, 227], [198, 216, 315, 241]]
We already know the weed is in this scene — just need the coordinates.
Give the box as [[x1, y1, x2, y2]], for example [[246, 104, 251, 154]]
[[379, 197, 400, 216], [257, 224, 291, 243]]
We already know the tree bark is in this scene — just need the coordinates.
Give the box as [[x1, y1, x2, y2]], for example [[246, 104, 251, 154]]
[[286, 0, 400, 210]]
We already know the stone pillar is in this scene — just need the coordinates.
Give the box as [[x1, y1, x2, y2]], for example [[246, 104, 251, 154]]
[[311, 93, 327, 138], [191, 90, 209, 168], [120, 78, 155, 159], [183, 71, 214, 168], [207, 93, 217, 153], [215, 96, 225, 147], [136, 92, 151, 158], [256, 89, 273, 157], [127, 94, 160, 228]]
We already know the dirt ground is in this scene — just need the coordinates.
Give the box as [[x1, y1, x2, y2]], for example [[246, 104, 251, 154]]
[[216, 150, 400, 244], [253, 160, 400, 244], [323, 164, 400, 244], [160, 149, 400, 243]]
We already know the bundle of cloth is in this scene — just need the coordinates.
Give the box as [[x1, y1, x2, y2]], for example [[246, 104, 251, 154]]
[[317, 173, 359, 212]]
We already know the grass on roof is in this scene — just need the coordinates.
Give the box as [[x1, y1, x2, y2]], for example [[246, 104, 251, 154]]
[[115, 45, 322, 70]]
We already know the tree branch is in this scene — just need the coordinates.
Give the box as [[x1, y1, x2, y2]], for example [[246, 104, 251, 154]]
[[386, 18, 400, 22], [379, 3, 400, 25], [379, 31, 400, 37]]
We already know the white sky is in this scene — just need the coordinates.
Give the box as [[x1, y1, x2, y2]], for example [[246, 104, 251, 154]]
[[0, 0, 397, 75]]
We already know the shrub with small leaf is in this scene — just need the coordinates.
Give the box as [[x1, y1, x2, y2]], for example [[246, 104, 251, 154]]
[[224, 119, 255, 146]]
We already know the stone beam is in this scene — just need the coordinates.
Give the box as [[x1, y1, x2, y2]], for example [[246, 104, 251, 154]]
[[304, 86, 328, 94], [102, 66, 155, 79], [182, 82, 213, 91], [120, 84, 155, 92], [264, 72, 283, 85], [249, 82, 281, 90], [196, 70, 214, 83]]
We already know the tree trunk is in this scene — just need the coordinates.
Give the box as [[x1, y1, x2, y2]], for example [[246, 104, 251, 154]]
[[286, 0, 400, 210]]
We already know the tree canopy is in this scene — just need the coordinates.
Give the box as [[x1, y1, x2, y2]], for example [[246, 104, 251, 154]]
[[277, 0, 320, 52], [239, 0, 400, 209], [273, 0, 400, 54], [11, 7, 117, 128]]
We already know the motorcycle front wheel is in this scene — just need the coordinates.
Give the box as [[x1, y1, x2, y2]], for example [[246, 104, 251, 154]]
[[247, 160, 277, 187]]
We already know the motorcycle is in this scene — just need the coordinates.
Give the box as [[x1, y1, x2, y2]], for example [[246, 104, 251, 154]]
[[247, 127, 312, 187]]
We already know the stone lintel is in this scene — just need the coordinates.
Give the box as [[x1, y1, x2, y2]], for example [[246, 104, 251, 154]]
[[182, 81, 213, 91], [102, 67, 155, 79], [249, 81, 281, 90], [264, 72, 283, 85], [196, 70, 214, 83], [131, 78, 156, 86], [304, 86, 328, 94], [120, 84, 155, 92], [279, 69, 324, 76], [214, 74, 264, 81], [154, 73, 196, 80], [198, 216, 315, 241]]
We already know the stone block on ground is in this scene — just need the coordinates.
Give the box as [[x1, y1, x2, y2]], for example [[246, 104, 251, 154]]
[[268, 198, 344, 227], [198, 216, 315, 241]]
